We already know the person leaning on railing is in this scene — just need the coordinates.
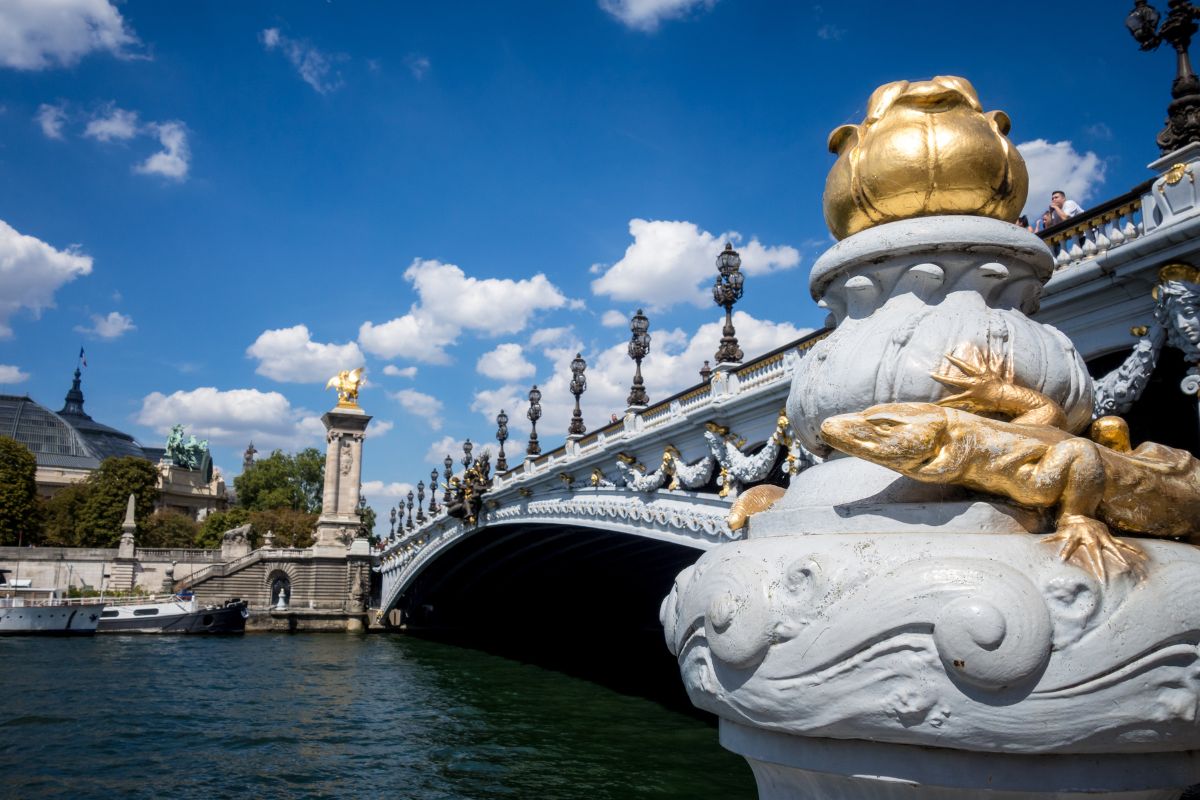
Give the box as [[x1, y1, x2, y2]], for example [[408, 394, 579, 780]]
[[1047, 189, 1084, 224]]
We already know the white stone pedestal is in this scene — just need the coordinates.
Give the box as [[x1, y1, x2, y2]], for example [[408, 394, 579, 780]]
[[723, 722, 1198, 800], [661, 216, 1200, 798], [313, 405, 371, 553]]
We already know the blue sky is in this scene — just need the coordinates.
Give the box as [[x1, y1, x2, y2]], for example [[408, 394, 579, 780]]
[[0, 0, 1169, 523]]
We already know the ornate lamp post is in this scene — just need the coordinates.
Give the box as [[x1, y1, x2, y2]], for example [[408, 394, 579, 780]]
[[416, 481, 426, 524], [699, 360, 713, 382], [568, 353, 588, 437], [389, 505, 397, 538], [495, 410, 509, 472], [462, 439, 474, 471], [443, 455, 453, 503], [627, 309, 651, 408], [405, 490, 414, 531], [1126, 0, 1200, 154], [429, 468, 440, 515], [526, 385, 542, 456], [712, 242, 745, 365]]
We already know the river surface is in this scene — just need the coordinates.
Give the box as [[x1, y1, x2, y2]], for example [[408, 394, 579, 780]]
[[0, 634, 756, 799]]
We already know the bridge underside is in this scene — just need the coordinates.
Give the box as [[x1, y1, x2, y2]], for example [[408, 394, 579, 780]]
[[397, 523, 704, 708]]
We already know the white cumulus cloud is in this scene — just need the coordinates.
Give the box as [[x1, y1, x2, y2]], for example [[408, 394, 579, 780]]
[[83, 105, 138, 141], [390, 388, 444, 430], [0, 218, 93, 338], [1017, 139, 1106, 220], [260, 27, 345, 94], [135, 121, 190, 180], [529, 326, 572, 347], [246, 324, 364, 383], [601, 310, 629, 327], [367, 419, 394, 437], [0, 0, 139, 70], [591, 219, 800, 310], [82, 106, 191, 180], [0, 364, 30, 384], [136, 387, 324, 450], [599, 0, 716, 31], [382, 364, 417, 378], [75, 310, 134, 340], [361, 480, 413, 500], [35, 103, 67, 139], [359, 259, 569, 363], [425, 434, 471, 467], [476, 343, 535, 382]]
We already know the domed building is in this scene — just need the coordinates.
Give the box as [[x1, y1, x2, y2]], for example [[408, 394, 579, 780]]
[[0, 369, 227, 520]]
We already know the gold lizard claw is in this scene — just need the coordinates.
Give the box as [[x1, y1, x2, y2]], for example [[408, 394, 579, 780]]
[[1042, 514, 1146, 582]]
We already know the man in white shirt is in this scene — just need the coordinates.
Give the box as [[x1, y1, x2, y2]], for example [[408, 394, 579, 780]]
[[1048, 190, 1084, 224]]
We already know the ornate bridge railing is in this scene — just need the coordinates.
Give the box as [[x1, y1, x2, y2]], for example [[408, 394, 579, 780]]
[[1038, 180, 1151, 270], [378, 328, 831, 616]]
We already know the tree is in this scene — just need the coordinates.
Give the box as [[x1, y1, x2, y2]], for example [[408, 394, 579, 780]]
[[196, 507, 251, 549], [234, 448, 324, 513], [73, 456, 158, 547], [40, 483, 88, 546], [358, 500, 377, 544], [248, 508, 316, 548], [0, 437, 41, 546], [141, 510, 199, 548]]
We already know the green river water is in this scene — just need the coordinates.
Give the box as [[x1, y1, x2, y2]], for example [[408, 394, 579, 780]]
[[0, 634, 756, 799]]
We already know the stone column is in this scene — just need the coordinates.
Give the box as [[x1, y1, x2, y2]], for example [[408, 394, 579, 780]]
[[662, 215, 1200, 799], [313, 405, 372, 553]]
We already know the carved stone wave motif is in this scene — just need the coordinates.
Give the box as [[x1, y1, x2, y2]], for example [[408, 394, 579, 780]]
[[661, 533, 1200, 754]]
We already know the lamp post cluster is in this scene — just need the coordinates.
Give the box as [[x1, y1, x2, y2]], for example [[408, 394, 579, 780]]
[[1127, 0, 1200, 153], [713, 242, 745, 365], [568, 353, 588, 437], [495, 410, 509, 472], [627, 309, 651, 408], [526, 385, 542, 456]]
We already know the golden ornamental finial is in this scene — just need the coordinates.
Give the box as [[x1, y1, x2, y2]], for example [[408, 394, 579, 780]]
[[823, 75, 1029, 239], [325, 367, 365, 408]]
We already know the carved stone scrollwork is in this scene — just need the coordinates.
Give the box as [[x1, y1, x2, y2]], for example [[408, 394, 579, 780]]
[[662, 533, 1200, 754]]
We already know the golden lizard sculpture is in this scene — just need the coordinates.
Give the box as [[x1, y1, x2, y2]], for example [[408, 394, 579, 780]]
[[821, 347, 1200, 581]]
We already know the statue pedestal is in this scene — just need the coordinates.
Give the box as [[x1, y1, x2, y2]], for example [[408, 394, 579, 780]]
[[662, 533, 1200, 798], [723, 722, 1198, 800], [313, 406, 371, 553], [661, 216, 1200, 799]]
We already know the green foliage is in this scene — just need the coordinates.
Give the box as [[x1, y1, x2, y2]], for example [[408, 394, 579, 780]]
[[234, 448, 324, 513], [0, 437, 41, 546], [72, 457, 158, 547], [359, 502, 377, 543], [248, 508, 316, 548], [40, 483, 88, 546], [140, 509, 200, 548], [196, 507, 250, 549], [67, 585, 147, 598]]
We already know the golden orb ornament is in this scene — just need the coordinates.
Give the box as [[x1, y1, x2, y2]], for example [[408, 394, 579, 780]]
[[823, 75, 1029, 240]]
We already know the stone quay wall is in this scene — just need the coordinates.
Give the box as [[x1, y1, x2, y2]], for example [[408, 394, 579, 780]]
[[0, 546, 222, 595]]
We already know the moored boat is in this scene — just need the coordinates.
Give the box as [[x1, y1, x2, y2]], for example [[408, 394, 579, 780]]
[[96, 593, 248, 634], [0, 570, 105, 636]]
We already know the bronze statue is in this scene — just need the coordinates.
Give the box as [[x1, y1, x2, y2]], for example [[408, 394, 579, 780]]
[[326, 367, 365, 408]]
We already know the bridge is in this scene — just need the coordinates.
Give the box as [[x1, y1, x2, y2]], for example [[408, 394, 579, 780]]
[[377, 162, 1200, 637]]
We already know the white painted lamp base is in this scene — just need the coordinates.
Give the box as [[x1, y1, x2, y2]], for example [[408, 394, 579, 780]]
[[723, 722, 1200, 800]]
